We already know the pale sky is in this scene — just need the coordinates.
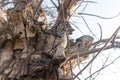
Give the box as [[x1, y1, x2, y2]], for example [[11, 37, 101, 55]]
[[71, 0, 120, 80], [70, 0, 120, 39]]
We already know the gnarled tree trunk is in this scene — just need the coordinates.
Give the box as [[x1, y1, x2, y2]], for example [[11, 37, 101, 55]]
[[1, 0, 119, 80]]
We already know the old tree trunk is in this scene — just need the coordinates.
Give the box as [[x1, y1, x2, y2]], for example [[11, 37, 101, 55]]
[[0, 0, 120, 80]]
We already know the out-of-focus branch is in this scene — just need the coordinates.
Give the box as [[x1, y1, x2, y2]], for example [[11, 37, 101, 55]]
[[67, 27, 120, 61], [97, 23, 103, 40], [90, 36, 120, 47], [90, 54, 110, 80], [33, 0, 43, 19], [81, 16, 99, 39], [78, 12, 120, 19], [63, 0, 79, 12], [85, 55, 120, 80], [57, 0, 79, 20], [50, 0, 58, 9], [73, 26, 120, 79], [67, 43, 120, 61]]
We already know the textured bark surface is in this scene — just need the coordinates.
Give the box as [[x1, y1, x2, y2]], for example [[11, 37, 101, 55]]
[[0, 0, 95, 80]]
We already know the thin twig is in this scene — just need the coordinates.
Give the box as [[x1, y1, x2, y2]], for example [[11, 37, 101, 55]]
[[78, 12, 120, 19], [90, 36, 120, 47], [50, 0, 58, 9], [97, 23, 103, 40], [91, 53, 110, 80], [70, 0, 97, 19], [83, 1, 97, 4], [81, 16, 99, 39], [67, 42, 120, 61], [77, 55, 81, 71], [88, 55, 94, 80], [70, 0, 83, 18], [81, 0, 88, 12], [85, 55, 120, 80], [33, 0, 43, 19], [73, 26, 120, 79], [70, 21, 84, 35]]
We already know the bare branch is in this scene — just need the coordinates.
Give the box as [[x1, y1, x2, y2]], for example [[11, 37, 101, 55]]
[[81, 16, 99, 39], [85, 55, 120, 80], [67, 41, 120, 61], [78, 12, 120, 19], [97, 23, 103, 40], [33, 0, 43, 19], [91, 53, 110, 80], [91, 36, 120, 47], [70, 21, 84, 35], [83, 1, 97, 4], [73, 26, 120, 79], [81, 0, 88, 12], [50, 0, 58, 9]]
